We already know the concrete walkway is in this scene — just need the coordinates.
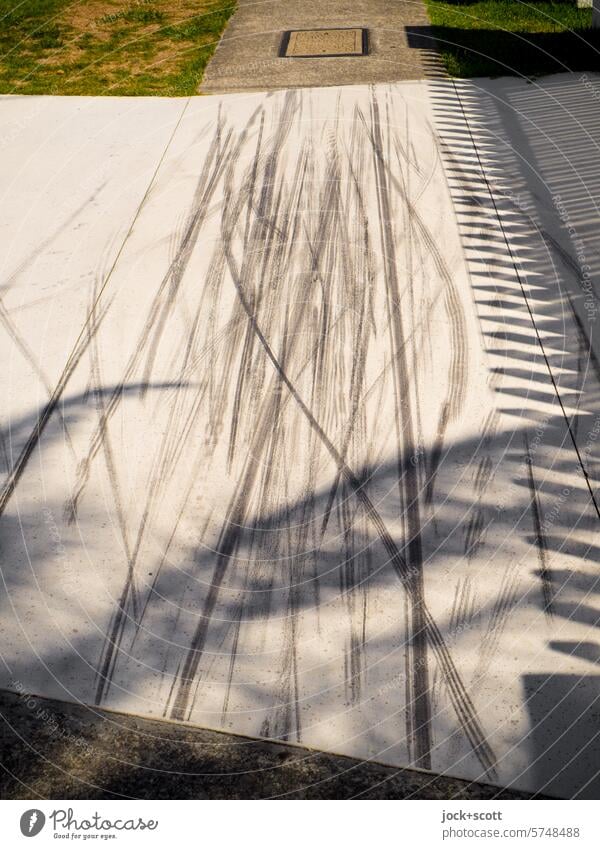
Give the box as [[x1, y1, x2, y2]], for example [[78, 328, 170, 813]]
[[0, 77, 599, 799], [200, 0, 437, 93]]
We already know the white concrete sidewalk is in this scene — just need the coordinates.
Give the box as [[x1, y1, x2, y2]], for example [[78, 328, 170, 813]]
[[0, 79, 598, 798]]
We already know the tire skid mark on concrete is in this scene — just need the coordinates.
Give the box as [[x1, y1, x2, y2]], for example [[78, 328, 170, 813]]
[[3, 84, 599, 796]]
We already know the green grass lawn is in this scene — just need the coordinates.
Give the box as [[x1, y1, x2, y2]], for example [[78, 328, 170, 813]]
[[425, 0, 600, 77], [0, 0, 236, 95]]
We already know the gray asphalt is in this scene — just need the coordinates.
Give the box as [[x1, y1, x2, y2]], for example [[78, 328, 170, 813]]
[[0, 690, 534, 800]]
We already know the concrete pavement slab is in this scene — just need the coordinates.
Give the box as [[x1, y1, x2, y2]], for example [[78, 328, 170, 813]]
[[0, 81, 598, 798], [199, 0, 437, 93], [0, 96, 188, 494]]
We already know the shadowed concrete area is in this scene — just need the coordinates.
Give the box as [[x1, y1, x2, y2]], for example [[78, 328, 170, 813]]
[[0, 689, 533, 799], [0, 79, 599, 800], [431, 73, 600, 800], [200, 0, 438, 93]]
